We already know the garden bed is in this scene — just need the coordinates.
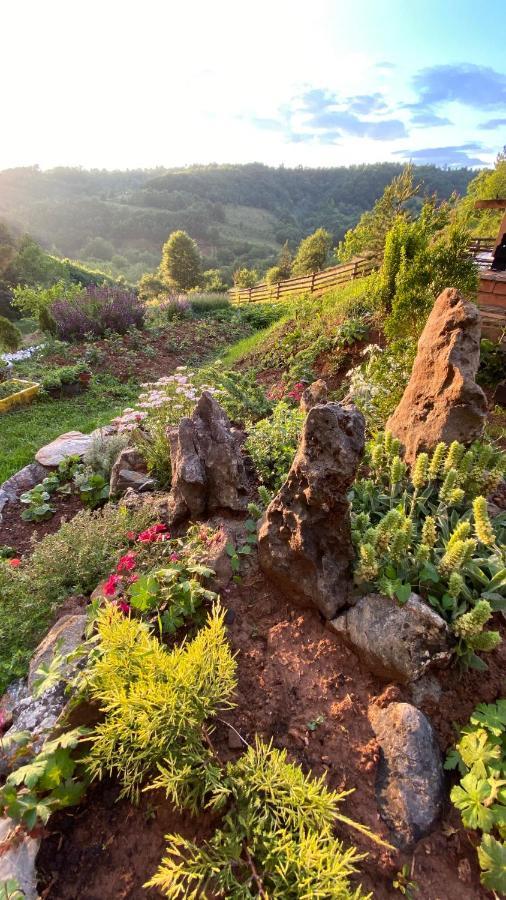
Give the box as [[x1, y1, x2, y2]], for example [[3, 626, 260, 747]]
[[0, 379, 39, 413], [0, 492, 83, 556]]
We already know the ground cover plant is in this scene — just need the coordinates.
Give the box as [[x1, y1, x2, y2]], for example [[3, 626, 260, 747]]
[[351, 432, 506, 668], [446, 700, 506, 893]]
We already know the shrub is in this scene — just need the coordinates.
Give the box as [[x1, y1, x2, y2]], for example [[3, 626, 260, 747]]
[[0, 315, 22, 352], [50, 285, 144, 340], [245, 401, 305, 490], [149, 738, 372, 899], [189, 293, 230, 314], [446, 701, 506, 893], [197, 364, 272, 423], [351, 432, 506, 668], [83, 430, 130, 480], [12, 280, 83, 325], [346, 340, 416, 430], [233, 268, 259, 289], [291, 227, 332, 276], [478, 337, 506, 388], [146, 294, 192, 326], [87, 604, 237, 805], [0, 504, 155, 690]]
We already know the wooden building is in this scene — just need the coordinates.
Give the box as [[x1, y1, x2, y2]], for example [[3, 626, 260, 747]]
[[475, 199, 506, 343]]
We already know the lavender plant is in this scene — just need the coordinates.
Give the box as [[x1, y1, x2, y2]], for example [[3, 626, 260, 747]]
[[50, 286, 144, 341]]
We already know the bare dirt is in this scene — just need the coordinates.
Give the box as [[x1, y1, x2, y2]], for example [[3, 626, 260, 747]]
[[0, 493, 83, 556], [37, 548, 503, 899]]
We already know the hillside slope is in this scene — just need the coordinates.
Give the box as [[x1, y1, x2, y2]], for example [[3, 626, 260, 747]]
[[0, 163, 475, 282]]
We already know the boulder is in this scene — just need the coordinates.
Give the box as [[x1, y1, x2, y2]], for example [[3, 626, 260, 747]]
[[300, 378, 328, 413], [0, 817, 39, 900], [258, 403, 365, 618], [386, 288, 487, 464], [28, 614, 87, 692], [369, 702, 445, 849], [167, 391, 248, 525], [328, 593, 452, 683], [35, 430, 92, 466], [0, 462, 48, 502], [110, 447, 155, 496]]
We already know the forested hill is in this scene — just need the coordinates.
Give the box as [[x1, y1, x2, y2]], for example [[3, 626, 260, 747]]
[[0, 163, 476, 282]]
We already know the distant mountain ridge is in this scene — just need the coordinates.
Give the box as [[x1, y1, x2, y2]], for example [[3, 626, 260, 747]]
[[0, 163, 476, 282]]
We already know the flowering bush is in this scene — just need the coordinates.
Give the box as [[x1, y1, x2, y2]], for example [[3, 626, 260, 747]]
[[50, 286, 144, 341]]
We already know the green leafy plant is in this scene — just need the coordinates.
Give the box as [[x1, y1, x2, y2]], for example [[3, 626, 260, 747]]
[[0, 727, 88, 830], [19, 482, 56, 522], [0, 316, 22, 352], [197, 363, 272, 423], [392, 864, 418, 898], [245, 401, 305, 490], [0, 380, 36, 402], [351, 433, 506, 668], [73, 469, 110, 509], [446, 700, 506, 893], [0, 878, 25, 900], [478, 335, 506, 388]]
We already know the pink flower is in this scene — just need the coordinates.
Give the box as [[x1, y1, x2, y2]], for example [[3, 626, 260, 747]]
[[103, 574, 122, 597], [128, 573, 139, 584], [115, 599, 131, 615], [126, 531, 136, 541], [116, 552, 137, 573], [137, 523, 169, 544], [169, 552, 181, 563], [8, 558, 21, 568]]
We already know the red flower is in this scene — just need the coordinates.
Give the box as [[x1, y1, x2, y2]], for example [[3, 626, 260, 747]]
[[169, 552, 181, 563], [137, 523, 169, 544], [128, 573, 139, 584], [117, 552, 137, 573], [8, 558, 21, 568], [103, 574, 122, 597], [115, 599, 131, 615], [126, 531, 136, 541]]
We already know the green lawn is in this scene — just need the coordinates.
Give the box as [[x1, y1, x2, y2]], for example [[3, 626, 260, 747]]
[[0, 375, 139, 483]]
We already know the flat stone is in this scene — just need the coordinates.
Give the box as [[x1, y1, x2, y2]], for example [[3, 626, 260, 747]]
[[28, 614, 87, 692], [0, 817, 39, 900], [35, 431, 92, 466], [328, 593, 452, 683], [369, 702, 445, 849]]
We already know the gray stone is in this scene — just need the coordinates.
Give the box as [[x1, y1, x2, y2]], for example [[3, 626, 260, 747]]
[[35, 430, 92, 466], [110, 447, 155, 496], [369, 702, 445, 849], [0, 462, 48, 502], [386, 288, 487, 464], [0, 817, 39, 900], [258, 403, 365, 618], [167, 391, 248, 525], [300, 378, 328, 413], [328, 593, 452, 683], [28, 614, 87, 692]]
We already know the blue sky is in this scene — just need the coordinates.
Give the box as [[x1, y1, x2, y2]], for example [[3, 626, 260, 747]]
[[1, 0, 505, 170]]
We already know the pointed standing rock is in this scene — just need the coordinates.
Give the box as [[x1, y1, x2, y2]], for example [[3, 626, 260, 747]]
[[257, 402, 365, 618], [386, 288, 487, 464]]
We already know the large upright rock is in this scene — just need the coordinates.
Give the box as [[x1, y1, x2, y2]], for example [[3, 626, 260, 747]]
[[258, 403, 365, 618], [167, 391, 248, 524], [386, 288, 487, 464]]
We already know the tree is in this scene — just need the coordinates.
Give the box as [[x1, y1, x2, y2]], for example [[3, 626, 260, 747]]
[[0, 315, 21, 351], [233, 268, 259, 289], [266, 241, 292, 284], [336, 165, 420, 265], [138, 271, 166, 302], [199, 269, 228, 293], [160, 230, 201, 292], [82, 237, 115, 261], [291, 228, 332, 276], [456, 149, 506, 236]]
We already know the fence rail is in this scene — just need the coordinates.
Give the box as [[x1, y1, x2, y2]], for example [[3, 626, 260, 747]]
[[228, 238, 496, 305], [228, 257, 375, 304]]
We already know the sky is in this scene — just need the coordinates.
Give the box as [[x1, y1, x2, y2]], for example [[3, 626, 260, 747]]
[[1, 0, 505, 172]]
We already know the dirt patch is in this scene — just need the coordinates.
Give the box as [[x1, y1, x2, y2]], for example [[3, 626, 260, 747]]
[[0, 493, 83, 556], [36, 551, 499, 899]]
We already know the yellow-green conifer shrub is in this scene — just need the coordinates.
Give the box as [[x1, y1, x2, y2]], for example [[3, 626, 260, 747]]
[[87, 604, 237, 806], [148, 739, 377, 899]]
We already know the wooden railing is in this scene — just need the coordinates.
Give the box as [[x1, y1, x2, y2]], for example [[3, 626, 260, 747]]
[[229, 238, 496, 305], [229, 256, 375, 304]]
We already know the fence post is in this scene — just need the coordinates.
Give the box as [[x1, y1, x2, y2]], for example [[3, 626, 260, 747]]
[[352, 261, 358, 279], [311, 272, 316, 293], [248, 287, 252, 303], [276, 281, 280, 300]]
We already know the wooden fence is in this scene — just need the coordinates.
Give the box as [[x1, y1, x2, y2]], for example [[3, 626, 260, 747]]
[[228, 238, 497, 305], [228, 256, 375, 304]]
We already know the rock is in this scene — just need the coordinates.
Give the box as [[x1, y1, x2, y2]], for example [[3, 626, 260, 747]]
[[119, 489, 169, 521], [0, 462, 48, 502], [386, 288, 487, 464], [0, 817, 39, 900], [35, 430, 93, 466], [300, 378, 328, 413], [28, 614, 87, 692], [368, 701, 445, 849], [258, 403, 365, 618], [494, 380, 506, 408], [167, 391, 248, 525], [110, 447, 155, 496], [328, 593, 452, 683], [410, 675, 443, 708]]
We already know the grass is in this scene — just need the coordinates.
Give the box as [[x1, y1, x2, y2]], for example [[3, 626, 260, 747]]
[[0, 375, 139, 483]]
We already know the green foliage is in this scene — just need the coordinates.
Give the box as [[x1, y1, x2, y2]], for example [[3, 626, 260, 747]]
[[0, 878, 24, 899], [0, 728, 88, 830], [337, 165, 419, 264], [12, 280, 83, 327], [0, 503, 154, 691], [0, 379, 35, 401], [346, 339, 416, 430], [73, 470, 110, 508], [160, 230, 201, 291], [457, 150, 506, 237], [392, 864, 418, 898], [19, 481, 57, 522], [233, 267, 259, 289], [245, 401, 305, 490], [198, 269, 228, 293], [478, 336, 506, 388], [40, 362, 88, 392], [447, 700, 506, 892], [351, 433, 506, 667], [198, 363, 272, 423], [149, 738, 373, 899], [87, 604, 237, 805], [138, 271, 166, 303], [291, 227, 332, 276], [83, 429, 130, 480], [0, 316, 21, 352], [189, 292, 230, 314], [266, 241, 293, 284]]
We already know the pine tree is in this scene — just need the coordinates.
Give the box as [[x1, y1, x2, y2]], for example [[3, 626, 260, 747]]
[[160, 230, 201, 292]]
